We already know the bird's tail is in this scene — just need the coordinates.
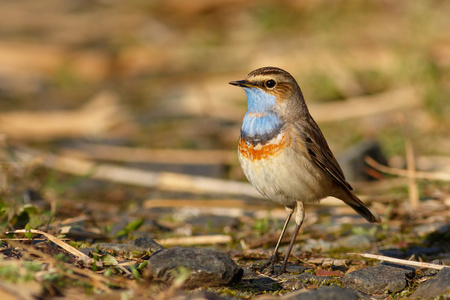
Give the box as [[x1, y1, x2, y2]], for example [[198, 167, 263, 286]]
[[342, 191, 381, 223]]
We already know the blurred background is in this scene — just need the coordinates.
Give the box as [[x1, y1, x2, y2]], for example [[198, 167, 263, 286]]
[[0, 0, 449, 247]]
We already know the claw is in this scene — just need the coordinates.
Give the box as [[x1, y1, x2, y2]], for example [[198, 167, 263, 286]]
[[252, 252, 278, 273]]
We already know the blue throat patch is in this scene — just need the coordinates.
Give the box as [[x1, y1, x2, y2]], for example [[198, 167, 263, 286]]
[[240, 87, 284, 144]]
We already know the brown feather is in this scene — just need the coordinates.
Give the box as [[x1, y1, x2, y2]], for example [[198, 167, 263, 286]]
[[294, 119, 381, 223]]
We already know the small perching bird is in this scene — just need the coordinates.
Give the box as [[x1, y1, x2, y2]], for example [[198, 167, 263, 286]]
[[230, 67, 381, 274]]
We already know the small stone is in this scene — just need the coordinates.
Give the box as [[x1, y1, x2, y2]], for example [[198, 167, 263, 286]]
[[150, 289, 231, 300], [378, 248, 404, 258], [241, 267, 258, 278], [188, 290, 233, 300], [285, 265, 307, 273], [251, 277, 280, 291], [411, 267, 450, 299], [342, 263, 415, 294], [424, 260, 443, 276], [406, 246, 440, 257], [148, 247, 243, 289], [130, 237, 165, 252], [282, 285, 358, 300], [413, 222, 446, 236], [281, 279, 306, 291], [79, 247, 96, 256]]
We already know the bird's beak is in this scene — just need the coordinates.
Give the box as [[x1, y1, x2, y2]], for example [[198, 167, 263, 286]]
[[229, 79, 253, 88]]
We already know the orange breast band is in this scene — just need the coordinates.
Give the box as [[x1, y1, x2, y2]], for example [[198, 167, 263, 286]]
[[239, 132, 291, 160]]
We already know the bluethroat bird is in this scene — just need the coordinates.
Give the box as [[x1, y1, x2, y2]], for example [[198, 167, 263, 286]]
[[229, 67, 381, 274]]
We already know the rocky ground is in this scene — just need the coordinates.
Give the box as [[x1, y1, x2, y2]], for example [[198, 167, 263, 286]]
[[1, 192, 448, 299]]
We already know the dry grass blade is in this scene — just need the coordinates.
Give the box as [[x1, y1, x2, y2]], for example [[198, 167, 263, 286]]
[[405, 129, 419, 208], [398, 114, 419, 208], [156, 234, 232, 246], [5, 229, 94, 266], [143, 198, 272, 209], [366, 156, 450, 181], [349, 253, 449, 270], [5, 240, 128, 292]]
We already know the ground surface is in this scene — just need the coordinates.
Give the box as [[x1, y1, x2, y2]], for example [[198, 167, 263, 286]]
[[0, 1, 449, 299]]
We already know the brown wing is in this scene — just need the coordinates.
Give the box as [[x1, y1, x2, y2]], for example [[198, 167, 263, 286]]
[[294, 116, 381, 223], [295, 117, 353, 192]]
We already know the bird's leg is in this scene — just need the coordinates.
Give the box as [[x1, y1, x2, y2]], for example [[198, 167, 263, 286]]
[[277, 202, 304, 275], [257, 207, 293, 272]]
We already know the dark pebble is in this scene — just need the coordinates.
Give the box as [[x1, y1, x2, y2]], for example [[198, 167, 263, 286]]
[[130, 237, 165, 252], [424, 259, 443, 276], [342, 263, 415, 294], [285, 265, 308, 274], [411, 267, 450, 299], [148, 247, 243, 289], [79, 247, 96, 256], [283, 285, 359, 300], [93, 238, 165, 253], [378, 248, 404, 258], [186, 290, 235, 300], [406, 246, 441, 257], [251, 277, 280, 291], [241, 267, 259, 278]]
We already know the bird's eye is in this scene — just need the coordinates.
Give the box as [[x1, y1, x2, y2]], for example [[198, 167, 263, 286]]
[[265, 79, 276, 88]]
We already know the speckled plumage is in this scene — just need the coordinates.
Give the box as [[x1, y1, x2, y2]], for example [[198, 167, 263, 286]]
[[230, 67, 381, 274]]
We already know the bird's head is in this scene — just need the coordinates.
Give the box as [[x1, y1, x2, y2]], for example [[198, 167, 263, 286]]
[[229, 67, 305, 117], [230, 67, 307, 140]]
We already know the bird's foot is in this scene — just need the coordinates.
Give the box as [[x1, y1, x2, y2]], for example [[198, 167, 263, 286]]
[[251, 253, 279, 273], [251, 251, 293, 276], [272, 261, 289, 276]]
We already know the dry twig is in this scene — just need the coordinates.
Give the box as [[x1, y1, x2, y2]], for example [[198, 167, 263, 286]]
[[4, 240, 129, 292], [349, 253, 449, 270], [156, 234, 232, 246], [399, 114, 420, 208], [5, 229, 95, 267], [366, 157, 450, 181], [143, 198, 271, 209]]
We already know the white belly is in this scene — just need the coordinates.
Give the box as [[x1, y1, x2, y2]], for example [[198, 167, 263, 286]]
[[238, 134, 332, 207]]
